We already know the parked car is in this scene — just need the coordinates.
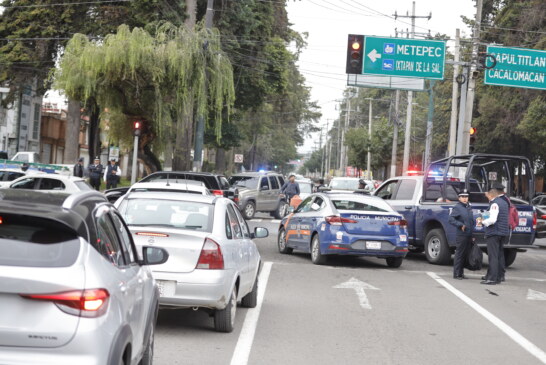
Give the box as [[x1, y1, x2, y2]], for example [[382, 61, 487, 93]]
[[528, 196, 546, 239], [115, 192, 266, 332], [328, 177, 361, 192], [0, 190, 168, 364], [297, 180, 314, 201], [277, 192, 409, 267], [7, 173, 93, 193], [531, 193, 546, 211], [228, 172, 288, 219], [0, 168, 26, 187]]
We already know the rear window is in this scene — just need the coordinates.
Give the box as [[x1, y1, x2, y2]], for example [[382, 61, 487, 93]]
[[332, 199, 391, 212], [0, 215, 80, 267], [299, 183, 313, 194], [229, 176, 259, 188], [119, 198, 214, 232], [330, 179, 359, 190]]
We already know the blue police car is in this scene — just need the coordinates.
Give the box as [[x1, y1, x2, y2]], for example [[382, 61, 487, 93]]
[[277, 193, 409, 267]]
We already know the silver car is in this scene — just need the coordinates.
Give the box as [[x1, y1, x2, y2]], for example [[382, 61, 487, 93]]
[[0, 190, 168, 365], [116, 192, 266, 333]]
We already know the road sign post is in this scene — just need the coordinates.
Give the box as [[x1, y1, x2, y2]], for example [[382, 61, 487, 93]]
[[484, 46, 546, 90], [363, 36, 446, 80]]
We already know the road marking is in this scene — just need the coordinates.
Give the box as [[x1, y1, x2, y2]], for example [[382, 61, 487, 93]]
[[230, 261, 273, 365], [250, 219, 263, 222], [427, 272, 546, 364], [333, 277, 380, 310], [527, 289, 546, 301]]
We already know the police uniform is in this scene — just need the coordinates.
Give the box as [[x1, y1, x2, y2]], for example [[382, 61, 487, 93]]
[[88, 158, 104, 191], [448, 190, 474, 279]]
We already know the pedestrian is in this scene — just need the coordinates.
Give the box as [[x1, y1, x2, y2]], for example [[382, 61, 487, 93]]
[[448, 189, 474, 280], [479, 185, 510, 285], [21, 163, 30, 172], [358, 179, 366, 190], [315, 178, 325, 192], [491, 182, 510, 280], [88, 157, 104, 191], [280, 174, 300, 204], [73, 157, 84, 178], [104, 158, 122, 189]]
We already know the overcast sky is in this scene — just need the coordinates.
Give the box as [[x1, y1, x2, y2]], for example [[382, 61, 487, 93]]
[[286, 0, 477, 154]]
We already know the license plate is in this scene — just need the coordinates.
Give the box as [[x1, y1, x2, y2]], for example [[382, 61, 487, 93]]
[[366, 241, 382, 250], [156, 280, 175, 297]]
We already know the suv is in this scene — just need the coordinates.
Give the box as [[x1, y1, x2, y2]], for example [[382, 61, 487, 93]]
[[228, 172, 287, 219], [0, 190, 168, 364]]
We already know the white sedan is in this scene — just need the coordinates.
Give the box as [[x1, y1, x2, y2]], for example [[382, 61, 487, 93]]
[[115, 192, 266, 333], [7, 173, 92, 193]]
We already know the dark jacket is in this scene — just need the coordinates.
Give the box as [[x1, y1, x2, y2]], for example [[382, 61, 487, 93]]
[[73, 163, 84, 178], [449, 201, 474, 236], [281, 181, 300, 198], [88, 163, 104, 180], [485, 196, 510, 237], [105, 164, 119, 182]]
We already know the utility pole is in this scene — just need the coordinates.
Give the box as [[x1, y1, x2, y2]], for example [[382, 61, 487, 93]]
[[423, 80, 435, 168], [448, 29, 461, 156], [390, 90, 400, 178], [456, 66, 469, 155], [366, 98, 373, 179], [395, 1, 431, 174], [463, 0, 483, 154], [339, 98, 351, 175], [193, 0, 214, 172]]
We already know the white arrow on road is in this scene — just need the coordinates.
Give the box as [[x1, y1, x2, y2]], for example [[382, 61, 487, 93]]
[[527, 289, 546, 301], [333, 277, 380, 310], [367, 49, 382, 63]]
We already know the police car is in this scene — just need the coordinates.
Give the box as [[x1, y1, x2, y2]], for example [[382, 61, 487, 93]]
[[277, 192, 409, 267]]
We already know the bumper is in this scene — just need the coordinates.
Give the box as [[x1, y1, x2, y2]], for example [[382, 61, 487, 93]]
[[153, 269, 236, 310], [322, 233, 408, 258]]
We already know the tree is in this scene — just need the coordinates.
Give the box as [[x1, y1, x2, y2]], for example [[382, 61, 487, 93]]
[[53, 23, 235, 172]]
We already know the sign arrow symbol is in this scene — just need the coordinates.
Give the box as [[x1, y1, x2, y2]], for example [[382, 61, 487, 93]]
[[527, 289, 546, 301], [333, 277, 380, 309], [367, 49, 382, 63]]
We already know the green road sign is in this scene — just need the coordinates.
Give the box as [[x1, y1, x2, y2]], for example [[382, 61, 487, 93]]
[[484, 46, 546, 90], [362, 36, 446, 80]]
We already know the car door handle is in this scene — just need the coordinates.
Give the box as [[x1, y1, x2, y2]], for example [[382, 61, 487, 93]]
[[405, 206, 413, 210]]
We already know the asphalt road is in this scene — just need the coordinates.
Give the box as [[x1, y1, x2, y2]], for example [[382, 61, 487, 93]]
[[154, 215, 546, 365]]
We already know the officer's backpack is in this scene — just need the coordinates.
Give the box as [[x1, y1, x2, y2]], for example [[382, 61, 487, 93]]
[[504, 196, 519, 230]]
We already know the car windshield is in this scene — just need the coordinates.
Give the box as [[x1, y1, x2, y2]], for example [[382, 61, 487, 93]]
[[229, 176, 259, 188], [119, 198, 214, 232], [74, 180, 93, 190], [332, 198, 392, 212], [330, 179, 359, 190], [299, 183, 313, 194]]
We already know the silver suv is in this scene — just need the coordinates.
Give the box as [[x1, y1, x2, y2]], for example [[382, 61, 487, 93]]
[[228, 172, 287, 219], [0, 190, 168, 365]]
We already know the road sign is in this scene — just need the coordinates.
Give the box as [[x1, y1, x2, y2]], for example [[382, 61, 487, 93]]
[[234, 154, 244, 163], [347, 74, 425, 91], [362, 36, 446, 80], [484, 46, 546, 90]]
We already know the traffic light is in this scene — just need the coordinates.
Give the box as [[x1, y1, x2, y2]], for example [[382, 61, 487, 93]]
[[469, 127, 476, 152], [346, 34, 364, 74], [133, 121, 142, 137]]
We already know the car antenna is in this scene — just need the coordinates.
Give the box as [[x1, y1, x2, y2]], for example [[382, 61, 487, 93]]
[[166, 173, 170, 187]]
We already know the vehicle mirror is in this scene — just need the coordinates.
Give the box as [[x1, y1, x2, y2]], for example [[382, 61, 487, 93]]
[[141, 246, 169, 265], [253, 227, 269, 239]]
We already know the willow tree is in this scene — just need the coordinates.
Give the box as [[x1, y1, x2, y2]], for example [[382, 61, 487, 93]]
[[53, 23, 235, 171]]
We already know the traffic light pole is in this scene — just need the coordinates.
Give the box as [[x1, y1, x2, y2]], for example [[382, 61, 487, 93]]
[[131, 134, 139, 185]]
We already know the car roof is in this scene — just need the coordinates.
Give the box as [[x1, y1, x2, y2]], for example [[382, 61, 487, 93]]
[[232, 172, 282, 177], [124, 191, 218, 204], [331, 177, 360, 180], [296, 180, 313, 184], [15, 173, 85, 182], [144, 171, 224, 177], [129, 181, 208, 193]]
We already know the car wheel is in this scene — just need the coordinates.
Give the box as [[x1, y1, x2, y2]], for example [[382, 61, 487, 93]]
[[241, 275, 258, 308], [274, 201, 288, 219], [386, 257, 403, 268], [504, 249, 517, 267], [242, 201, 255, 220], [214, 287, 237, 333], [138, 313, 155, 365], [424, 228, 451, 265], [278, 227, 293, 254], [311, 234, 327, 265]]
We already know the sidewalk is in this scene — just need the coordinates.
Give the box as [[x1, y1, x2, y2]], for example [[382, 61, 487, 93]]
[[534, 237, 546, 248]]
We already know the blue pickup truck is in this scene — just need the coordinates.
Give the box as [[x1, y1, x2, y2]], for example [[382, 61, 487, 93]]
[[373, 154, 537, 266]]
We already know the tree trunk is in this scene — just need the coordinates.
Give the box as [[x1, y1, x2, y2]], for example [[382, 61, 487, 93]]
[[173, 99, 194, 171], [87, 100, 101, 160], [64, 99, 80, 163], [185, 0, 197, 28], [141, 144, 162, 175], [215, 147, 226, 173]]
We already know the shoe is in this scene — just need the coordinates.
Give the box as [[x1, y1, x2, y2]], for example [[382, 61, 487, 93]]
[[481, 276, 487, 280], [500, 277, 505, 282], [454, 276, 463, 280], [480, 280, 497, 285]]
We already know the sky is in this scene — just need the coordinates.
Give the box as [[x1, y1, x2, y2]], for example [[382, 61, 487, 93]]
[[286, 0, 477, 154]]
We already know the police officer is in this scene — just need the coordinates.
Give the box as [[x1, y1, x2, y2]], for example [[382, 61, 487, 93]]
[[449, 189, 474, 279], [73, 157, 84, 178], [104, 158, 122, 189], [480, 185, 510, 285], [88, 157, 104, 191]]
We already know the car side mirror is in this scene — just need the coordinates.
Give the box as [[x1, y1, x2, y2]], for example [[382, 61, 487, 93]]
[[252, 227, 269, 239], [141, 246, 169, 265]]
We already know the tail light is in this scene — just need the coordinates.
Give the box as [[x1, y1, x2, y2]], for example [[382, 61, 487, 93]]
[[325, 215, 357, 226], [541, 215, 546, 220], [211, 190, 223, 196], [388, 219, 408, 228], [196, 238, 224, 269], [533, 211, 537, 230], [233, 196, 239, 203], [20, 289, 109, 318]]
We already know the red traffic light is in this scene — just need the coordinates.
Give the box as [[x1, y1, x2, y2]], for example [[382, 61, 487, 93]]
[[469, 127, 476, 135], [133, 121, 142, 136], [134, 121, 141, 130]]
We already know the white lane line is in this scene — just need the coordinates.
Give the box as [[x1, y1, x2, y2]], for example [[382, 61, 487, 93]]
[[427, 272, 546, 364], [230, 261, 273, 365], [271, 219, 281, 224], [250, 219, 263, 222]]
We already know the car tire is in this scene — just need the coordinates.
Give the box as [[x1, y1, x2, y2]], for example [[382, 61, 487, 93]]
[[138, 312, 155, 365], [278, 227, 293, 254], [424, 228, 451, 265], [386, 257, 403, 268], [274, 201, 288, 219], [242, 201, 255, 220], [311, 234, 327, 265], [504, 249, 517, 267], [214, 287, 237, 333], [241, 275, 258, 308]]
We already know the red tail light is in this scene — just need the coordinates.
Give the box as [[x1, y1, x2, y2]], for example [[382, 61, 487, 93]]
[[325, 215, 357, 226], [233, 197, 239, 203], [541, 215, 546, 220], [196, 238, 224, 269], [388, 219, 408, 228], [20, 289, 109, 317], [533, 211, 537, 230], [211, 190, 223, 196]]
